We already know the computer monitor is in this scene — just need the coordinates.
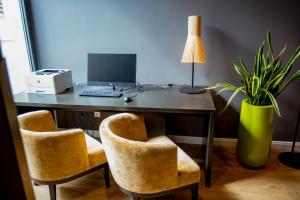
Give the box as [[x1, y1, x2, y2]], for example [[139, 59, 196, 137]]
[[88, 53, 136, 86]]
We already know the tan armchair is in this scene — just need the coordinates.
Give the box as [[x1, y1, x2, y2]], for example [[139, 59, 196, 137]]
[[100, 113, 200, 200], [18, 110, 110, 200]]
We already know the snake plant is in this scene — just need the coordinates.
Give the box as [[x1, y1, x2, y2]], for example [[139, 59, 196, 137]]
[[210, 32, 300, 117]]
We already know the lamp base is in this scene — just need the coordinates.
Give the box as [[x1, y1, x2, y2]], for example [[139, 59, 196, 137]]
[[179, 86, 206, 94], [278, 152, 300, 169]]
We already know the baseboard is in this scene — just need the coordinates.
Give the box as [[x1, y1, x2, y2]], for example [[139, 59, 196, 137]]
[[168, 135, 300, 150], [168, 135, 205, 144], [59, 129, 300, 150], [214, 138, 300, 150], [271, 140, 300, 150]]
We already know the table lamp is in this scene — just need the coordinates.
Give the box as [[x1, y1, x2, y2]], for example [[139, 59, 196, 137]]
[[180, 16, 206, 94]]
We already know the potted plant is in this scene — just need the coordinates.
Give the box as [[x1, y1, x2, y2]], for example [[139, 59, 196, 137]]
[[210, 32, 300, 168]]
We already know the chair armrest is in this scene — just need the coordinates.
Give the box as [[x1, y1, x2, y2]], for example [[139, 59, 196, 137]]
[[20, 128, 90, 181]]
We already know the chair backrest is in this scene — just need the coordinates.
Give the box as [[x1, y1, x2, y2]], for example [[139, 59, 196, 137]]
[[106, 112, 148, 141], [18, 110, 57, 132], [100, 113, 178, 194], [18, 110, 90, 181]]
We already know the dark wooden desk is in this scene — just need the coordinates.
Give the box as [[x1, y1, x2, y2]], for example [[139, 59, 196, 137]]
[[14, 85, 216, 186]]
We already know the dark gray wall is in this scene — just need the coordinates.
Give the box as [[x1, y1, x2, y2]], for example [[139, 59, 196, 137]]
[[30, 0, 300, 141]]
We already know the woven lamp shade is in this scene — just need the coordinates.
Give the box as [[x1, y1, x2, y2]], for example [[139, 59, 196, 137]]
[[181, 16, 206, 64]]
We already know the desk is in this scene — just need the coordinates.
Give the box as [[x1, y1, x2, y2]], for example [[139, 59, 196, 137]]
[[14, 85, 216, 186]]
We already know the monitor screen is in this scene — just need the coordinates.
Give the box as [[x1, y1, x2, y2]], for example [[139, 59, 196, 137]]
[[88, 53, 136, 85]]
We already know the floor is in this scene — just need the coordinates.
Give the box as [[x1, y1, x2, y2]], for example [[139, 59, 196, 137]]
[[33, 144, 300, 200]]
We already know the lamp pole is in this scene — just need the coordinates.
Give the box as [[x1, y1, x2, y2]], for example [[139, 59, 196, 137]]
[[291, 108, 300, 152], [191, 62, 194, 88], [278, 108, 300, 169]]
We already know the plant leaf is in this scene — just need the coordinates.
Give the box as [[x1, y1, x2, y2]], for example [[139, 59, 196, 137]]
[[266, 72, 285, 90], [217, 87, 236, 95], [262, 54, 267, 69], [262, 89, 281, 117], [255, 42, 264, 77], [233, 64, 244, 77], [239, 58, 251, 76], [275, 69, 300, 97], [266, 32, 274, 61], [277, 43, 287, 58], [244, 77, 251, 96], [254, 51, 259, 76], [284, 46, 300, 74], [251, 76, 260, 96], [205, 83, 238, 91], [223, 86, 245, 112]]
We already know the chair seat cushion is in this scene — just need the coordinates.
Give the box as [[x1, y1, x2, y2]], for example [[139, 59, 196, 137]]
[[147, 136, 200, 186], [85, 134, 107, 168]]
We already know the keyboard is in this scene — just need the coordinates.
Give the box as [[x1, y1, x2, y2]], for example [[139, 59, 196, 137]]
[[79, 90, 122, 97]]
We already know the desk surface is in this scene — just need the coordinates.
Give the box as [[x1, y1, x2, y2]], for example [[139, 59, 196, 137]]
[[14, 85, 215, 114]]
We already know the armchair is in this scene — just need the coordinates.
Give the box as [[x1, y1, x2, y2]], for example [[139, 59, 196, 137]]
[[100, 113, 200, 200], [18, 110, 109, 200]]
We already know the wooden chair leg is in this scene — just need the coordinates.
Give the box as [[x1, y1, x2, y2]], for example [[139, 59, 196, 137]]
[[103, 164, 110, 188], [49, 184, 56, 200], [191, 183, 199, 200]]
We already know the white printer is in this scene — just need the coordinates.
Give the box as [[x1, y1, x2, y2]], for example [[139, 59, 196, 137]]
[[25, 69, 73, 94]]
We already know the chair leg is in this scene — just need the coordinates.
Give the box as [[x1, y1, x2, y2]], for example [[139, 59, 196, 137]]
[[33, 181, 39, 186], [49, 184, 56, 200], [191, 183, 199, 200], [103, 164, 110, 188]]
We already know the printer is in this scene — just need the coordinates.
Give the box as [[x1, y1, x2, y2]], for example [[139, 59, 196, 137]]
[[25, 69, 73, 94]]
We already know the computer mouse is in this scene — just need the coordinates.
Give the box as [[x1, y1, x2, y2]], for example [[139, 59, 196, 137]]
[[124, 96, 133, 103]]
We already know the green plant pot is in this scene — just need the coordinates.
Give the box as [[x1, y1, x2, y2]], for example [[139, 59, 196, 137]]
[[237, 99, 275, 168]]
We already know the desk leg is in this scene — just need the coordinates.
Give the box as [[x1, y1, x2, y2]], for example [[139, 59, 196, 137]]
[[205, 112, 215, 187], [53, 109, 58, 128]]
